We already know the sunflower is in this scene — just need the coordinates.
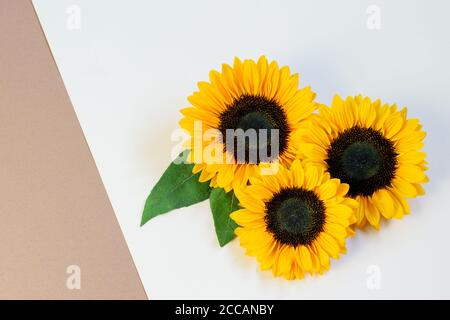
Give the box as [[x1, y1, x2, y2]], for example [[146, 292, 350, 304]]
[[230, 160, 356, 279], [179, 56, 317, 192], [298, 95, 428, 229]]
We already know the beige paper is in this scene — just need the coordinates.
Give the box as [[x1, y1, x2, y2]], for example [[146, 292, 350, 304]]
[[0, 0, 147, 299]]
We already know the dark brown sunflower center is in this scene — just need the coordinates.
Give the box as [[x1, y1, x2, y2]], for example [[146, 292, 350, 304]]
[[218, 94, 290, 164], [326, 126, 398, 197], [265, 188, 325, 246]]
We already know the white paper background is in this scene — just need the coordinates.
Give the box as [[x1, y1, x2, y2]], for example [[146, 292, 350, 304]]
[[33, 0, 450, 299]]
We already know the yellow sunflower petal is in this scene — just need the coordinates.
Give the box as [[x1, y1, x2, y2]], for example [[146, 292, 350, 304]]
[[317, 180, 338, 200], [296, 245, 313, 272], [373, 189, 396, 219], [364, 198, 381, 229], [396, 165, 427, 183], [230, 209, 265, 227], [318, 233, 340, 259]]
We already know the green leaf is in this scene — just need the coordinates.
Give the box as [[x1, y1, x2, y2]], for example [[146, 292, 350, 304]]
[[209, 188, 240, 247], [141, 151, 211, 226]]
